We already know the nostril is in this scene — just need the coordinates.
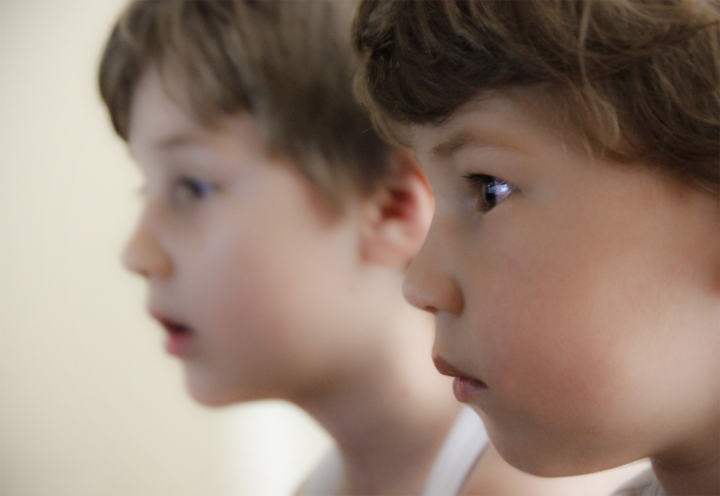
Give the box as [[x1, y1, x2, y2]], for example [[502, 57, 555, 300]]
[[423, 305, 439, 315]]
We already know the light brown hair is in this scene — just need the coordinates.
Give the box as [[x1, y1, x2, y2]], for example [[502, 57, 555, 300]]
[[353, 0, 719, 194], [99, 0, 393, 212]]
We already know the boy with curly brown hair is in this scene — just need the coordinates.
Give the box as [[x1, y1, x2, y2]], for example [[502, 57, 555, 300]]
[[354, 1, 719, 495]]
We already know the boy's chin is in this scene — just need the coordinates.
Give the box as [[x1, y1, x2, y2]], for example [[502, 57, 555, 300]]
[[484, 416, 639, 478], [187, 387, 239, 407], [183, 369, 260, 407], [497, 446, 615, 478]]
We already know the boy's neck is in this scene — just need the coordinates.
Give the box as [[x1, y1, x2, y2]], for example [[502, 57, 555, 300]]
[[652, 455, 719, 496], [299, 309, 462, 495], [652, 425, 720, 496]]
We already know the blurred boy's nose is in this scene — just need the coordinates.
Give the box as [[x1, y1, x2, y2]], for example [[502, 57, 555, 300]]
[[402, 223, 463, 316], [122, 216, 172, 279]]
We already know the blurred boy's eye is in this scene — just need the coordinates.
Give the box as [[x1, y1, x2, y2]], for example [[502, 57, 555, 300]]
[[174, 176, 216, 204], [464, 174, 515, 212]]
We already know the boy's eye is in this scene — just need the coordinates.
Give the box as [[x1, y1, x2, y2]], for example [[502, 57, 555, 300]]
[[464, 174, 515, 212], [174, 176, 216, 203]]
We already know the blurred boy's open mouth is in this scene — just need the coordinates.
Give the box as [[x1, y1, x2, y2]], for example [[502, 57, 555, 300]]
[[150, 310, 195, 357], [433, 355, 488, 403]]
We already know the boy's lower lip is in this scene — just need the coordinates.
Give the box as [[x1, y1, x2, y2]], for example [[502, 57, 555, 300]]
[[149, 309, 195, 358], [433, 355, 488, 402], [452, 376, 488, 403], [165, 331, 193, 357]]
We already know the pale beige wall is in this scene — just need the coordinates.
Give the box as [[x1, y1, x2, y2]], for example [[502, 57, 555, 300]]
[[0, 1, 330, 495]]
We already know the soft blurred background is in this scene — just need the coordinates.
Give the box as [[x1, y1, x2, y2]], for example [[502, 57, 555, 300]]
[[0, 1, 331, 494]]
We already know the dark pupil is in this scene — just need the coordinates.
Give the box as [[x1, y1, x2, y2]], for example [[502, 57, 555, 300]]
[[484, 180, 498, 206], [189, 182, 203, 196]]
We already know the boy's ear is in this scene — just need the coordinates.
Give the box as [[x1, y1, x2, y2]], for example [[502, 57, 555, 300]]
[[359, 148, 434, 267]]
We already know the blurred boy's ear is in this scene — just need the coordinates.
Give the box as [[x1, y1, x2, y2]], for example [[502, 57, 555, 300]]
[[360, 148, 434, 267]]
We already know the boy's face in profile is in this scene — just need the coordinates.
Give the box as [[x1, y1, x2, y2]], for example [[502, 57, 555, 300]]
[[123, 67, 373, 406], [407, 91, 719, 476]]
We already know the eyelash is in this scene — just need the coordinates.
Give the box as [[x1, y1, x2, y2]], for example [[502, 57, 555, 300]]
[[463, 174, 515, 212]]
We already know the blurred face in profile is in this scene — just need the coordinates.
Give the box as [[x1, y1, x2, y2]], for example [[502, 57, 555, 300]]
[[405, 91, 719, 476], [123, 67, 383, 406]]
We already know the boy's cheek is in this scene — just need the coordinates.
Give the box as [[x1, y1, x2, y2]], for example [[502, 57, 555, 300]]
[[478, 312, 620, 413], [456, 240, 639, 410], [457, 245, 700, 466]]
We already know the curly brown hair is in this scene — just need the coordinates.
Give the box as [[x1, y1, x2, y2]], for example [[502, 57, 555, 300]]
[[353, 0, 719, 194], [99, 0, 392, 212]]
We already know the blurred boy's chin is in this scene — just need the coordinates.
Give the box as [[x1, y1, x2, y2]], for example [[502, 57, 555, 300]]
[[181, 365, 249, 407], [181, 362, 296, 407]]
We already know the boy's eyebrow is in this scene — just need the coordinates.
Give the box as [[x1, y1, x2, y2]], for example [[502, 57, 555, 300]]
[[156, 135, 198, 150], [432, 131, 473, 158]]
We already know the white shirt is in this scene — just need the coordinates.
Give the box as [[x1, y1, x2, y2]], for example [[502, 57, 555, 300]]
[[612, 468, 666, 496], [298, 406, 488, 496]]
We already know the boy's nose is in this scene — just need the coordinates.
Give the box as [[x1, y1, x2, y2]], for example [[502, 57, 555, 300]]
[[402, 223, 463, 315], [122, 218, 172, 279]]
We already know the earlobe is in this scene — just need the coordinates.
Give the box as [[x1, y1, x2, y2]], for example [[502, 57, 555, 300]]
[[360, 148, 434, 267]]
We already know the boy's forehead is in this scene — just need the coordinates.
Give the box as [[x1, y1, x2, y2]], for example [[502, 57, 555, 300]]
[[411, 90, 560, 163], [128, 68, 194, 143], [128, 67, 251, 153]]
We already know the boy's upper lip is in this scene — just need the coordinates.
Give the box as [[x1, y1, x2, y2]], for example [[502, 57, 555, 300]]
[[433, 354, 485, 384], [148, 307, 193, 333], [149, 307, 171, 323]]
